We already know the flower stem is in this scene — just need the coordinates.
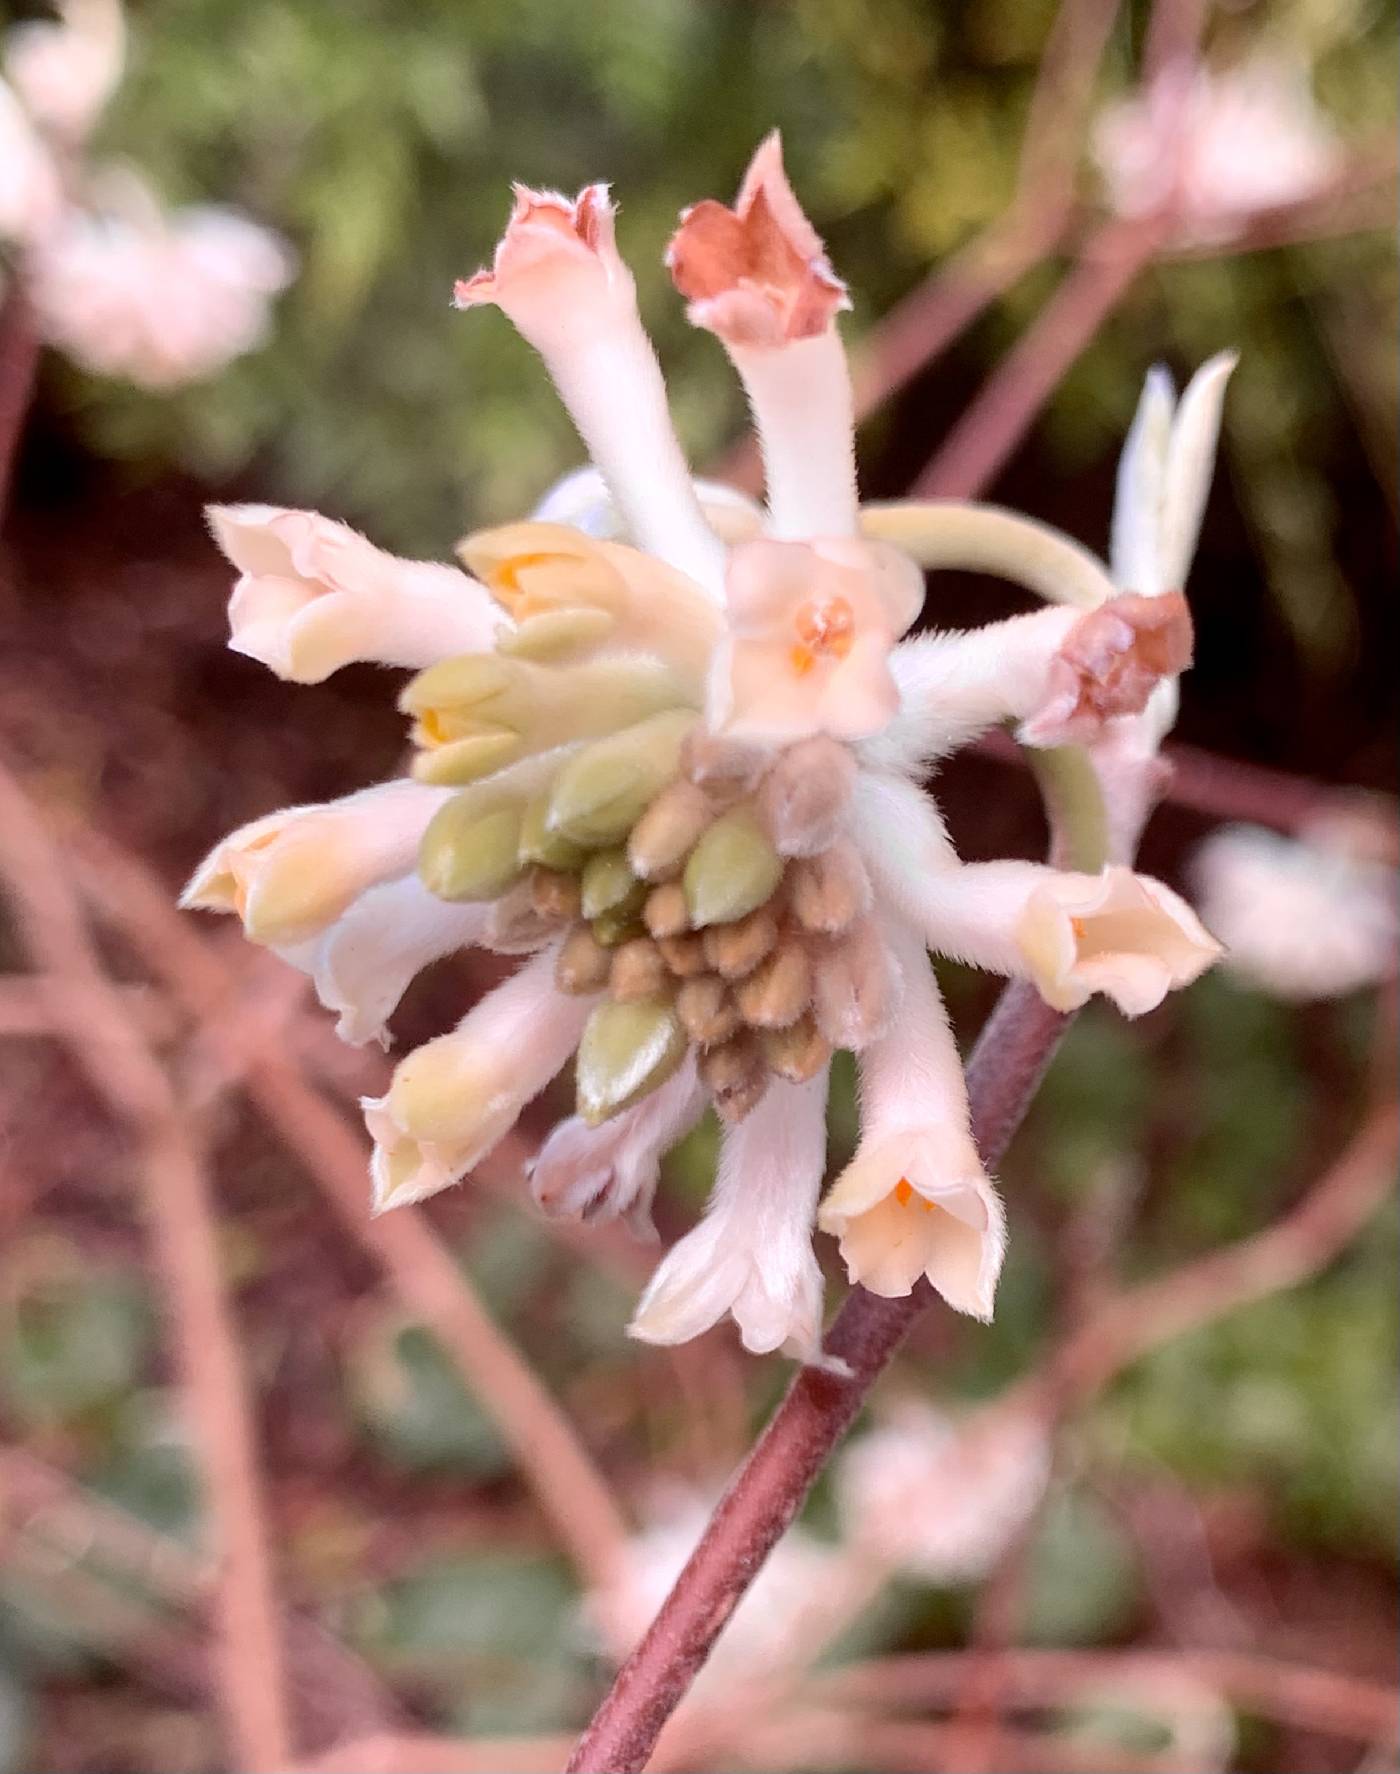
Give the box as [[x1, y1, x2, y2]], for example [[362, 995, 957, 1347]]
[[0, 280, 41, 524], [565, 981, 1070, 1774]]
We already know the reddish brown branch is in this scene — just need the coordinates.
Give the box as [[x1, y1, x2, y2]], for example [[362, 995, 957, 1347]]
[[565, 986, 1070, 1774]]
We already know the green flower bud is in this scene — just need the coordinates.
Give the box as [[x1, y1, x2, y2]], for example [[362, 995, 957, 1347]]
[[580, 848, 646, 921], [575, 998, 687, 1126], [546, 710, 694, 847], [518, 794, 588, 871], [410, 730, 524, 786], [495, 607, 617, 661], [682, 808, 784, 929], [418, 798, 524, 901]]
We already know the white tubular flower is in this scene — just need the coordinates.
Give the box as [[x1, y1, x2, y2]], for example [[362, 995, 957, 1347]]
[[836, 1400, 1051, 1583], [187, 137, 1224, 1355], [28, 172, 294, 388], [1094, 52, 1342, 246], [364, 944, 592, 1212], [208, 504, 503, 683], [455, 183, 723, 593], [1016, 865, 1221, 1015], [181, 782, 449, 946], [630, 1071, 830, 1360], [0, 78, 62, 247], [668, 131, 856, 542], [820, 922, 1004, 1317], [275, 875, 491, 1047], [1192, 816, 1399, 1001], [3, 0, 124, 144], [528, 1056, 707, 1236]]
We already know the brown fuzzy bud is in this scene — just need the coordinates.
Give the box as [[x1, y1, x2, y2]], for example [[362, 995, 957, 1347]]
[[756, 735, 856, 856], [657, 932, 709, 977], [735, 939, 812, 1029], [760, 1015, 832, 1084], [676, 974, 740, 1046], [698, 1034, 768, 1122], [530, 867, 582, 923], [482, 875, 565, 954], [628, 778, 715, 881], [555, 923, 611, 994], [702, 904, 779, 980], [610, 937, 671, 1003], [680, 728, 770, 805], [642, 881, 690, 939], [789, 840, 871, 935], [812, 916, 899, 1049]]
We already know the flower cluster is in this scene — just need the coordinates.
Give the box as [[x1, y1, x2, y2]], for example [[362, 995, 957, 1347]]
[[0, 0, 293, 388], [1094, 49, 1341, 246], [185, 136, 1225, 1360]]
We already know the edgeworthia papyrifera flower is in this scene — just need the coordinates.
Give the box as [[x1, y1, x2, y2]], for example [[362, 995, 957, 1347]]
[[184, 135, 1226, 1362]]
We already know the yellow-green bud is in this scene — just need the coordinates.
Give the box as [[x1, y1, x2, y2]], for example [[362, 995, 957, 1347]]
[[495, 607, 617, 661], [591, 908, 646, 949], [410, 730, 524, 787], [546, 710, 694, 848], [580, 848, 646, 921], [683, 809, 784, 929], [518, 794, 588, 872], [576, 998, 687, 1126], [418, 797, 524, 902]]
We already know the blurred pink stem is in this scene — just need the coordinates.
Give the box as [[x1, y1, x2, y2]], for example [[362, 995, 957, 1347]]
[[912, 216, 1165, 498], [0, 282, 41, 521]]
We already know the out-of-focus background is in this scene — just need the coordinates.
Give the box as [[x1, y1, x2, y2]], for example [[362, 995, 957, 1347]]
[[0, 2, 1395, 1771]]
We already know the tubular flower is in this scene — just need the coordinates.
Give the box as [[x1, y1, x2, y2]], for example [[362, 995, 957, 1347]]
[[185, 135, 1228, 1356]]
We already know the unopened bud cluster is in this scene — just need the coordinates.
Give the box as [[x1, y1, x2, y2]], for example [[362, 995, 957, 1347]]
[[408, 649, 891, 1128]]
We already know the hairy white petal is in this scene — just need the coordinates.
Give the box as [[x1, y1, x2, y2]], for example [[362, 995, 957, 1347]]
[[629, 1069, 831, 1359], [276, 874, 490, 1046], [820, 918, 1004, 1318], [1110, 365, 1175, 595], [860, 605, 1079, 774], [1159, 351, 1236, 592], [528, 1055, 706, 1236]]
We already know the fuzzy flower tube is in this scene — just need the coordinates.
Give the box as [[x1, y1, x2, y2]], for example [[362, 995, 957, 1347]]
[[184, 136, 1226, 1362]]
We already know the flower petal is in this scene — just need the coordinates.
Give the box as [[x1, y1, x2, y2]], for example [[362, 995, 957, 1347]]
[[629, 1069, 831, 1359]]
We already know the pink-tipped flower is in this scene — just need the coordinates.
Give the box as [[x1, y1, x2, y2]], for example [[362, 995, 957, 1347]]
[[667, 129, 849, 349], [669, 132, 858, 540], [456, 182, 723, 592], [209, 503, 503, 683]]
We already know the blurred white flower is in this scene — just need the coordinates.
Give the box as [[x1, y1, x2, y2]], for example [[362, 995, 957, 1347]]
[[29, 169, 295, 387], [836, 1400, 1051, 1584], [1191, 815, 1399, 1000], [1095, 52, 1343, 245], [3, 0, 124, 145], [0, 79, 62, 248], [583, 1485, 839, 1677]]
